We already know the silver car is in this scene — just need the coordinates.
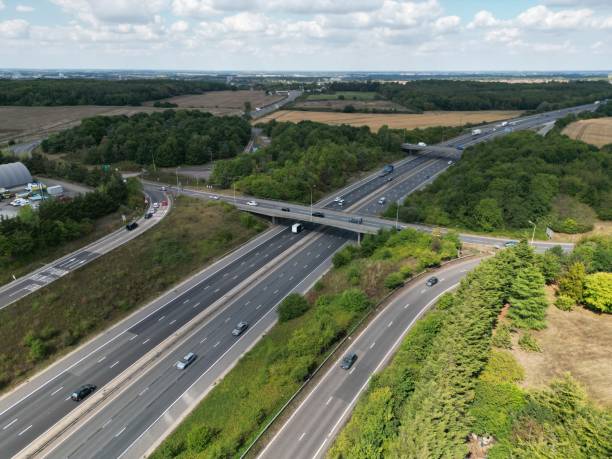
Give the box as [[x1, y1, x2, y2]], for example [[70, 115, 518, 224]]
[[232, 321, 249, 336], [176, 352, 196, 370]]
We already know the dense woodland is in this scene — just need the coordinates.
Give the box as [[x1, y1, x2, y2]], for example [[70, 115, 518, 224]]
[[391, 131, 611, 233], [328, 80, 612, 112], [42, 111, 251, 167], [211, 121, 462, 202], [0, 79, 228, 106]]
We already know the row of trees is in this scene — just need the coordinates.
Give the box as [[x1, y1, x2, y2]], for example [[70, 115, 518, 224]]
[[42, 110, 251, 167], [390, 131, 611, 232], [327, 80, 612, 112], [211, 120, 463, 202], [0, 79, 228, 106]]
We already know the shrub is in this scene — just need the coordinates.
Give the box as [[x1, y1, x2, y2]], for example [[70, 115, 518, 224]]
[[558, 262, 586, 302], [491, 323, 512, 349], [582, 272, 612, 313], [518, 332, 541, 352], [278, 294, 310, 322], [384, 272, 404, 290], [508, 267, 548, 330], [554, 294, 575, 311]]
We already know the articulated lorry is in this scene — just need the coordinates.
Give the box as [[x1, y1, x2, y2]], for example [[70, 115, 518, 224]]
[[379, 164, 394, 177]]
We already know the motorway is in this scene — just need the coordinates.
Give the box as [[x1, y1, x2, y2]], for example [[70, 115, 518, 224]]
[[0, 101, 596, 458], [0, 186, 168, 311], [258, 258, 483, 459]]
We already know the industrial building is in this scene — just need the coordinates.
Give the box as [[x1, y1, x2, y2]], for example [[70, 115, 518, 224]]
[[0, 162, 33, 189]]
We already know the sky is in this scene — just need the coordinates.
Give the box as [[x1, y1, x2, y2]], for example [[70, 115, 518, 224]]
[[0, 0, 611, 71]]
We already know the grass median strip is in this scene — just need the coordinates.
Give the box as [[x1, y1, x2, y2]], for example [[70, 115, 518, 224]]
[[0, 196, 267, 393], [151, 228, 461, 458]]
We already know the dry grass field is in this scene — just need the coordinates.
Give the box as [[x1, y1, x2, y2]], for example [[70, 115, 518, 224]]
[[0, 105, 169, 143], [151, 90, 284, 115], [562, 117, 612, 147], [511, 293, 612, 408], [256, 110, 523, 131]]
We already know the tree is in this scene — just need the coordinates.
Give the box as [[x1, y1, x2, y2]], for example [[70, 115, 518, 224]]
[[558, 262, 586, 303], [583, 272, 612, 313], [474, 198, 504, 231], [278, 294, 310, 322], [508, 266, 548, 329]]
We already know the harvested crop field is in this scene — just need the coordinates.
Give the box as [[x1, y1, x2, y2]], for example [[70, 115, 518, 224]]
[[256, 110, 523, 131], [151, 90, 284, 114], [562, 117, 612, 147], [0, 105, 169, 143], [293, 99, 409, 112]]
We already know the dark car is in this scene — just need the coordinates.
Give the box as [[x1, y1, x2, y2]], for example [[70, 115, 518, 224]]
[[232, 321, 249, 336], [426, 277, 438, 287], [125, 222, 138, 231], [144, 212, 153, 219], [349, 217, 363, 224], [281, 207, 290, 212], [386, 176, 394, 182], [340, 352, 358, 370], [71, 384, 96, 401], [312, 211, 325, 218]]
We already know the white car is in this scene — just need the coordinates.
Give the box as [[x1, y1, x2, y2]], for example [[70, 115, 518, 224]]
[[10, 198, 28, 207], [209, 195, 219, 200], [417, 142, 427, 147], [153, 202, 159, 208], [246, 200, 258, 207]]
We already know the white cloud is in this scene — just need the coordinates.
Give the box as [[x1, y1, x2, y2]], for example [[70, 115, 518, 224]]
[[52, 0, 169, 24], [0, 1, 5, 11], [467, 10, 500, 29], [517, 5, 593, 29], [0, 19, 30, 39], [170, 20, 189, 33], [433, 15, 460, 33], [16, 5, 34, 12], [485, 27, 520, 44]]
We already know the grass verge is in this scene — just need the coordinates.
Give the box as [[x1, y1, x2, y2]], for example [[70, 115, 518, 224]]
[[0, 196, 267, 392]]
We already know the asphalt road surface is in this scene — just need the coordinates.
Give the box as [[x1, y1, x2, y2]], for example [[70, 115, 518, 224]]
[[258, 258, 483, 459], [0, 101, 595, 458], [0, 186, 168, 311]]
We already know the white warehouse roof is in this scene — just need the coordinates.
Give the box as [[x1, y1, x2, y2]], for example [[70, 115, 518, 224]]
[[0, 162, 33, 189]]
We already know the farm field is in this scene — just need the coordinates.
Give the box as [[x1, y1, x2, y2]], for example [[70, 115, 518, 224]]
[[293, 99, 409, 112], [150, 90, 284, 114], [0, 105, 168, 144], [306, 91, 378, 100], [562, 117, 612, 147], [256, 110, 523, 131]]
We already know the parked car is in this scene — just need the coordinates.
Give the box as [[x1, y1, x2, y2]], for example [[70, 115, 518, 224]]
[[340, 352, 358, 370], [71, 384, 96, 401], [426, 277, 438, 287], [246, 200, 258, 206], [176, 352, 196, 370], [312, 211, 325, 218], [232, 321, 249, 336]]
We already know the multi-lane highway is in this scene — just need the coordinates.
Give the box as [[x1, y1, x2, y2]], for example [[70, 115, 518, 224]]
[[257, 258, 483, 459], [0, 187, 168, 310], [0, 101, 596, 458]]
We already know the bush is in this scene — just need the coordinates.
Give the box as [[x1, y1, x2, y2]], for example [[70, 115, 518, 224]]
[[491, 323, 512, 349], [518, 332, 541, 352], [558, 262, 586, 302], [508, 266, 548, 330], [384, 272, 404, 290], [555, 294, 575, 311], [278, 294, 310, 322], [583, 272, 612, 313]]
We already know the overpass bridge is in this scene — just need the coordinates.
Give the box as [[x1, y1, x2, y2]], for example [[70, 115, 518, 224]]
[[401, 143, 463, 160]]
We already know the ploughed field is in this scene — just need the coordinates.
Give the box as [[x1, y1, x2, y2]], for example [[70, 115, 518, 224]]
[[562, 117, 612, 147], [256, 110, 524, 132]]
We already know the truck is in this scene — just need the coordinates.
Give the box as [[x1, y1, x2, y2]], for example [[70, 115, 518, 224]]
[[291, 223, 303, 234], [26, 182, 46, 192], [47, 185, 64, 197], [500, 121, 508, 127], [471, 129, 482, 136], [379, 164, 394, 177]]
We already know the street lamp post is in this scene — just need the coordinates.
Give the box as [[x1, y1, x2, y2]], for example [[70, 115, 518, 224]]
[[528, 220, 536, 244], [395, 200, 400, 230]]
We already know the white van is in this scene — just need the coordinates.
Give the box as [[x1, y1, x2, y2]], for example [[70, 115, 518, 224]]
[[291, 223, 303, 234]]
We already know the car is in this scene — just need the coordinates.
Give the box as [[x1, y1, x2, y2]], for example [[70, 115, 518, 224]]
[[281, 207, 290, 212], [144, 212, 153, 219], [153, 202, 159, 208], [417, 142, 427, 147], [160, 186, 167, 191], [209, 195, 219, 200], [349, 217, 363, 224], [447, 160, 453, 165], [425, 175, 431, 179], [176, 352, 196, 370], [333, 196, 343, 202], [426, 277, 438, 287], [246, 200, 258, 206], [71, 384, 96, 401], [232, 321, 249, 336], [378, 197, 386, 205], [386, 176, 393, 182], [340, 352, 357, 370], [126, 222, 138, 231], [504, 241, 518, 248], [312, 211, 325, 218]]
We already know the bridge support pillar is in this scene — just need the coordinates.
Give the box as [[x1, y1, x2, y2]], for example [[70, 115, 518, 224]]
[[272, 216, 276, 224], [357, 232, 361, 245]]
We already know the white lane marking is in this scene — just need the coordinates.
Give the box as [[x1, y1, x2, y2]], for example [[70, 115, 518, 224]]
[[204, 285, 210, 290], [200, 337, 207, 344], [327, 245, 332, 249], [110, 361, 119, 368], [404, 303, 410, 309], [223, 273, 228, 277], [250, 263, 255, 268], [158, 316, 165, 322], [256, 304, 262, 310], [273, 289, 279, 295], [169, 319, 176, 325], [420, 289, 426, 294], [18, 425, 32, 436], [102, 418, 113, 428], [3, 418, 18, 430], [369, 342, 376, 349], [115, 426, 126, 438], [50, 386, 64, 396], [313, 439, 328, 459], [213, 341, 220, 348], [279, 273, 284, 278], [138, 388, 149, 397], [97, 356, 106, 363], [214, 288, 220, 293], [349, 367, 356, 375], [306, 252, 311, 256], [225, 317, 231, 323], [142, 338, 150, 345], [183, 299, 190, 304], [298, 432, 306, 441], [241, 261, 245, 265], [440, 278, 445, 282], [245, 300, 250, 306], [293, 262, 298, 266], [263, 286, 268, 291], [65, 396, 71, 401], [193, 302, 201, 308], [232, 275, 238, 280], [289, 276, 294, 281], [304, 264, 308, 269], [387, 321, 393, 328], [128, 335, 137, 341], [326, 397, 333, 406]]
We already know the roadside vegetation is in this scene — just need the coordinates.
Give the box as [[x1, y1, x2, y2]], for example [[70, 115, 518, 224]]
[[389, 130, 611, 235], [211, 120, 463, 203], [0, 79, 228, 106], [151, 228, 460, 458], [330, 238, 611, 458], [0, 196, 267, 392], [42, 110, 251, 167]]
